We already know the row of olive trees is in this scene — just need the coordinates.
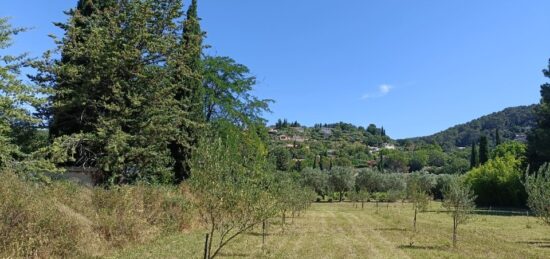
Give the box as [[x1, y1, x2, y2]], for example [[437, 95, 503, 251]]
[[301, 167, 457, 202], [189, 124, 315, 259], [301, 166, 477, 248]]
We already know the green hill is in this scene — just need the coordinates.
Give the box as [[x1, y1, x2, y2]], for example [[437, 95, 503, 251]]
[[402, 105, 537, 150]]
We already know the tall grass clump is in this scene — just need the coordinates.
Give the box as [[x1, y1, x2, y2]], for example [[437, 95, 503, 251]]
[[0, 170, 87, 258], [0, 170, 193, 258]]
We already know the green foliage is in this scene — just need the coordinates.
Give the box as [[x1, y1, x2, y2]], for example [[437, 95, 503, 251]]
[[355, 168, 406, 193], [407, 172, 432, 233], [465, 154, 526, 207], [492, 141, 526, 161], [300, 168, 330, 198], [0, 17, 61, 180], [479, 136, 489, 165], [442, 176, 476, 247], [34, 1, 205, 183], [406, 105, 536, 150], [202, 56, 272, 126], [329, 167, 355, 201], [527, 62, 550, 170], [381, 149, 409, 173], [524, 163, 550, 226], [189, 124, 308, 258], [269, 146, 292, 171]]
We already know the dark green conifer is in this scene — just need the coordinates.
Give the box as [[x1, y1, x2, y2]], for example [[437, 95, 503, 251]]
[[470, 143, 478, 169], [479, 136, 489, 165]]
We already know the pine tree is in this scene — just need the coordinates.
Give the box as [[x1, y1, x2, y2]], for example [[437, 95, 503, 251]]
[[527, 60, 550, 171], [479, 136, 489, 165], [470, 143, 478, 169]]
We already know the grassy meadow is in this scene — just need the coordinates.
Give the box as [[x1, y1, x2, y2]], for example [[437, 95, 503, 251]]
[[113, 202, 550, 259]]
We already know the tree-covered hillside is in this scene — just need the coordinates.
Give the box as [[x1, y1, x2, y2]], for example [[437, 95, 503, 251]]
[[402, 105, 537, 150]]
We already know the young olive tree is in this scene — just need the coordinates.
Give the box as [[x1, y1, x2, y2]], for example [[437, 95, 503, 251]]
[[407, 174, 432, 233], [442, 176, 476, 248], [190, 125, 276, 259], [525, 163, 550, 226]]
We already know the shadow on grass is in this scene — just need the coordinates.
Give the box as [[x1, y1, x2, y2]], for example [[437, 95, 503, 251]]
[[516, 239, 550, 248], [398, 244, 447, 251], [246, 232, 273, 237], [374, 227, 408, 232], [218, 252, 249, 257]]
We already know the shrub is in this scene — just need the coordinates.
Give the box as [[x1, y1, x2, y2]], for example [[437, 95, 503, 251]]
[[465, 155, 526, 207]]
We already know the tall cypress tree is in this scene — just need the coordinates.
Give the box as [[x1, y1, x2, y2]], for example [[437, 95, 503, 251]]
[[170, 0, 205, 182], [495, 128, 501, 146], [479, 136, 489, 165], [470, 142, 478, 169], [527, 61, 550, 171]]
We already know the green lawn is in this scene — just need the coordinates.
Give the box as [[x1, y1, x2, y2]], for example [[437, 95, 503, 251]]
[[112, 202, 550, 258]]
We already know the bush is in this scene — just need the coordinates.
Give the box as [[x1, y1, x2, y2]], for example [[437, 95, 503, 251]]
[[465, 155, 526, 207]]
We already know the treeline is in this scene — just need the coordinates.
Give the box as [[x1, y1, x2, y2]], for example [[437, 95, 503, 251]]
[[403, 105, 537, 150]]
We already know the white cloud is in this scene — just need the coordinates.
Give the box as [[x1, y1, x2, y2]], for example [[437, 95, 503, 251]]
[[361, 84, 393, 100], [379, 84, 393, 95]]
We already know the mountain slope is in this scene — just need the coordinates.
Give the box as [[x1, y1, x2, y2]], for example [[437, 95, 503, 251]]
[[402, 105, 537, 149]]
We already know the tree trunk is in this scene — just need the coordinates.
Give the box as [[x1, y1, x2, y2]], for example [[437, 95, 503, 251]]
[[452, 215, 457, 248], [413, 206, 417, 232], [361, 200, 364, 209], [262, 220, 266, 250], [339, 191, 343, 202]]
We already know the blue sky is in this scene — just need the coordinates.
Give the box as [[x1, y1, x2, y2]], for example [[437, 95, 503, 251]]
[[2, 1, 549, 139]]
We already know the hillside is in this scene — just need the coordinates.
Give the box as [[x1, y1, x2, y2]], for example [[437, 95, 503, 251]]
[[402, 105, 537, 150], [267, 122, 393, 170]]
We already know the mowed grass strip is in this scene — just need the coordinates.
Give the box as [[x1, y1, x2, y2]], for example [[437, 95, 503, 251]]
[[112, 202, 550, 258]]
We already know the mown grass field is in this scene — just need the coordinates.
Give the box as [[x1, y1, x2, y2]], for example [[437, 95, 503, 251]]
[[113, 202, 550, 258]]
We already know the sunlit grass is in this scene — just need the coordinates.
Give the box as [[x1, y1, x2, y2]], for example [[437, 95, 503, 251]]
[[113, 202, 550, 258]]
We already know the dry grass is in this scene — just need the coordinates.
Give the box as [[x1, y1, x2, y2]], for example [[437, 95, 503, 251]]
[[113, 202, 550, 259], [0, 171, 193, 258]]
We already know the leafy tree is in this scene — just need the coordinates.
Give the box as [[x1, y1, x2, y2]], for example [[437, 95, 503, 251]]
[[202, 56, 272, 126], [0, 18, 59, 179], [479, 136, 489, 165], [269, 146, 292, 171], [367, 124, 377, 135], [441, 157, 470, 175], [407, 173, 432, 233], [527, 62, 550, 171], [465, 154, 526, 207], [190, 124, 274, 259], [409, 151, 428, 172], [442, 176, 476, 248], [491, 141, 526, 161], [301, 168, 330, 199], [525, 163, 550, 226], [329, 167, 355, 201]]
